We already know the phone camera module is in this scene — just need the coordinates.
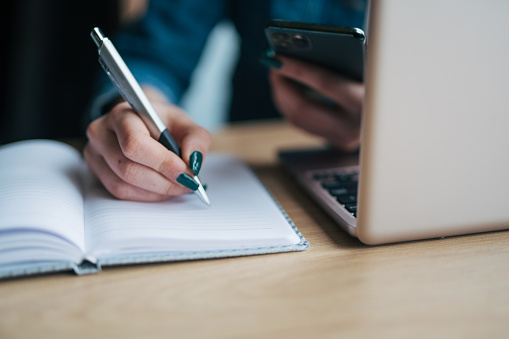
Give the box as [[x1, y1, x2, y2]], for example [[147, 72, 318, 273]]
[[271, 32, 290, 41], [291, 34, 310, 49], [270, 31, 311, 50]]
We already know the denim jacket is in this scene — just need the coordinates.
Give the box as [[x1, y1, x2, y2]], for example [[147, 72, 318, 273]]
[[91, 0, 366, 122]]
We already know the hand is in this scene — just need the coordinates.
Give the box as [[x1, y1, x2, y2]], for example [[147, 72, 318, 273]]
[[269, 55, 364, 151], [84, 87, 212, 201]]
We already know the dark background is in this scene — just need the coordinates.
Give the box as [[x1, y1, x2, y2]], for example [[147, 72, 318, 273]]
[[0, 0, 121, 144]]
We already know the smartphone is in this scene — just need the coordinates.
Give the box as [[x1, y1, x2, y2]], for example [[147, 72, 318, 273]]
[[265, 20, 365, 82]]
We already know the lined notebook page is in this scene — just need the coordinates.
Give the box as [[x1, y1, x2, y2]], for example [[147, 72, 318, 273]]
[[84, 154, 301, 258], [0, 140, 86, 260]]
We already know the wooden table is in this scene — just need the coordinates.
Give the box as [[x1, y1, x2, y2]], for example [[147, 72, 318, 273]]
[[1, 121, 508, 338]]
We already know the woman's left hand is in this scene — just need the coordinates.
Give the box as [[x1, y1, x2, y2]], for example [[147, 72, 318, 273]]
[[269, 55, 364, 151]]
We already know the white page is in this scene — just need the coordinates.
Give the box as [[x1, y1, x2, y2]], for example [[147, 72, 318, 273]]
[[84, 154, 301, 258], [0, 140, 86, 264]]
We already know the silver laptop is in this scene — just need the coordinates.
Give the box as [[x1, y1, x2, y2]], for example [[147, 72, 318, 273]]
[[279, 0, 509, 245]]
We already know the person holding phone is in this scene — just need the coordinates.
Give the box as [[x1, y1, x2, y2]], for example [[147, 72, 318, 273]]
[[85, 0, 367, 201]]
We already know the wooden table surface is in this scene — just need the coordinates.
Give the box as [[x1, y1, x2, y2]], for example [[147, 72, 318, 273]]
[[1, 121, 508, 339]]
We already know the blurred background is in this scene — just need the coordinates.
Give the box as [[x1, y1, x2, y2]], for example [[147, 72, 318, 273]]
[[0, 0, 239, 145]]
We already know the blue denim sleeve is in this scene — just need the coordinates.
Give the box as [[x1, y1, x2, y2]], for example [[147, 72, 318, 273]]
[[271, 0, 367, 28], [89, 0, 228, 121]]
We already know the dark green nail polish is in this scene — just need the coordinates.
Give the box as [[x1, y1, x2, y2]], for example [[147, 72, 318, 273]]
[[177, 173, 199, 191], [189, 151, 203, 175], [259, 50, 282, 69]]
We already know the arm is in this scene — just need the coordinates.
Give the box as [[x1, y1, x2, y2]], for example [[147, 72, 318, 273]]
[[90, 0, 229, 121], [86, 0, 227, 201]]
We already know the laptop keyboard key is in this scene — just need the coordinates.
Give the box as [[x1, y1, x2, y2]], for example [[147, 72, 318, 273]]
[[321, 181, 345, 189], [344, 203, 357, 216], [328, 187, 349, 196], [313, 169, 359, 218], [336, 194, 357, 204]]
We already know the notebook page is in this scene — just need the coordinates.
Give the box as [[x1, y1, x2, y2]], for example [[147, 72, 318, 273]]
[[84, 154, 301, 257], [0, 140, 86, 262]]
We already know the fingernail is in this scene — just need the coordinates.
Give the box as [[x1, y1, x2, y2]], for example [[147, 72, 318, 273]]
[[259, 49, 282, 69], [189, 151, 203, 175], [177, 173, 199, 191]]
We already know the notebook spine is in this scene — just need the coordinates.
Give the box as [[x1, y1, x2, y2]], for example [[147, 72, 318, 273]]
[[72, 257, 101, 275]]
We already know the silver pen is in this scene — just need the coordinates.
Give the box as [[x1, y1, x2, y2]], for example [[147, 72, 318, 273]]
[[90, 27, 210, 206]]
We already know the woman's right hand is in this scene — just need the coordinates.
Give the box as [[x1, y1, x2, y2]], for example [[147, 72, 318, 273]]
[[84, 91, 212, 202]]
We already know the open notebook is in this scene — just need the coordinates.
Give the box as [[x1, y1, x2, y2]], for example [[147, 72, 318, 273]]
[[0, 140, 307, 279]]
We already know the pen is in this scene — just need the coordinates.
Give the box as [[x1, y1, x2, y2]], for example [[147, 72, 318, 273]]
[[90, 27, 210, 206]]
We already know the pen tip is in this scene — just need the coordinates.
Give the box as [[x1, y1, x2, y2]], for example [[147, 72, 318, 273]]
[[193, 175, 210, 206], [202, 191, 211, 206]]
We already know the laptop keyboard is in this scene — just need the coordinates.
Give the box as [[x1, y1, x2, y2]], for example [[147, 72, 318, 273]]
[[312, 170, 359, 217]]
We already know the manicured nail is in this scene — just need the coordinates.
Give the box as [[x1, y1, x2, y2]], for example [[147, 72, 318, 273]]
[[259, 49, 282, 69], [189, 151, 203, 175], [177, 173, 199, 191]]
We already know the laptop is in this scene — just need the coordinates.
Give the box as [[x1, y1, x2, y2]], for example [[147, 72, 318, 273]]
[[279, 0, 509, 245]]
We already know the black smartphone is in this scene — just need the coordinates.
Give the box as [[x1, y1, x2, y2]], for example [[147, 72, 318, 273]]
[[265, 20, 365, 82]]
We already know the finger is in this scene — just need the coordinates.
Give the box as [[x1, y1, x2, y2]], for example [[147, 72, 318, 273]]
[[87, 105, 192, 195], [106, 105, 192, 184], [90, 128, 190, 197], [84, 143, 172, 201], [160, 105, 212, 175], [150, 102, 212, 175], [271, 72, 361, 150], [178, 126, 212, 176], [273, 55, 365, 113]]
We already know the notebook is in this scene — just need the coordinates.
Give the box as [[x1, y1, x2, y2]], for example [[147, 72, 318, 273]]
[[0, 139, 308, 279], [280, 0, 509, 245]]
